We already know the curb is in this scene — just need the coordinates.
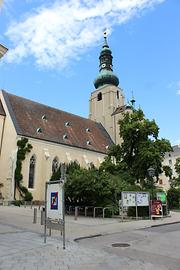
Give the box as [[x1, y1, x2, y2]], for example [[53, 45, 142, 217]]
[[74, 234, 102, 242], [150, 221, 180, 228]]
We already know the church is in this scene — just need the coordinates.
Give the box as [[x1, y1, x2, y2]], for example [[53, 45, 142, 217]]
[[0, 36, 131, 201]]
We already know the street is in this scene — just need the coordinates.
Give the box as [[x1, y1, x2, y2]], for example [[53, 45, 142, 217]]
[[78, 223, 180, 270]]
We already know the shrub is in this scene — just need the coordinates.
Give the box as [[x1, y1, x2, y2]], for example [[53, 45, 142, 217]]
[[167, 188, 180, 209], [24, 191, 33, 201]]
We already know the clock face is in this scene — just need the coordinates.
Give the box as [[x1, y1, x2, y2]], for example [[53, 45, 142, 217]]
[[101, 63, 106, 68]]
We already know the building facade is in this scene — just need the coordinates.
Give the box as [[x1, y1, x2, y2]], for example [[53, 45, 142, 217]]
[[159, 145, 180, 190]]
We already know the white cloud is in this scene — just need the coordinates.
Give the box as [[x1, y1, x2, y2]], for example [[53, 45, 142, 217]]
[[176, 90, 180, 95], [5, 0, 164, 69], [177, 81, 180, 87]]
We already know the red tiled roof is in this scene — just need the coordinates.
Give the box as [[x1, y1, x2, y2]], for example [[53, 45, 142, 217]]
[[0, 100, 5, 116], [2, 90, 113, 153]]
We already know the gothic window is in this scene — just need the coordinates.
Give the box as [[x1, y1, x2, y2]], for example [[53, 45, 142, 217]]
[[28, 155, 36, 189], [52, 157, 59, 174], [97, 92, 102, 101]]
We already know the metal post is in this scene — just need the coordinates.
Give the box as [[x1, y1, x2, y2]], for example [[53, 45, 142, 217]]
[[74, 206, 78, 220], [135, 193, 138, 220], [44, 183, 47, 243], [41, 208, 45, 225], [85, 207, 88, 217], [62, 183, 65, 249], [33, 208, 37, 224]]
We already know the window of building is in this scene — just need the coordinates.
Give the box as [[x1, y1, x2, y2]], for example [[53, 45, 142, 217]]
[[169, 159, 172, 166], [97, 92, 102, 101], [52, 157, 59, 174], [117, 91, 119, 99], [28, 155, 36, 189], [159, 179, 163, 185]]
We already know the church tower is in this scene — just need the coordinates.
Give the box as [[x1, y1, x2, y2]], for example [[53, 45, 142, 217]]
[[89, 34, 129, 145]]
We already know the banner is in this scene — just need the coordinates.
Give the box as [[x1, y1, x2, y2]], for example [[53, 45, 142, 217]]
[[151, 200, 163, 217]]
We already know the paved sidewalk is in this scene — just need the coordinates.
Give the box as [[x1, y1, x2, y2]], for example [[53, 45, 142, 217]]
[[0, 206, 180, 270]]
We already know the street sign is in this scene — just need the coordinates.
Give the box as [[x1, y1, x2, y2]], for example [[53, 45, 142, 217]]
[[47, 183, 63, 220], [136, 192, 149, 206]]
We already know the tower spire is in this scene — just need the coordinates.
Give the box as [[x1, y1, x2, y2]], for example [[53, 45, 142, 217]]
[[94, 33, 119, 89]]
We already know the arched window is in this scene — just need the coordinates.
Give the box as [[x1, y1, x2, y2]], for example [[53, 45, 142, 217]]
[[97, 92, 102, 101], [52, 157, 59, 174], [28, 155, 36, 189]]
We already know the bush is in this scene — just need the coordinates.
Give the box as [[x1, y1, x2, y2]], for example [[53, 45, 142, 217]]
[[12, 200, 22, 207], [167, 188, 180, 209], [24, 191, 33, 201]]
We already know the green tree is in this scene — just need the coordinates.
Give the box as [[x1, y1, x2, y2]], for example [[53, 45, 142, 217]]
[[105, 109, 172, 187]]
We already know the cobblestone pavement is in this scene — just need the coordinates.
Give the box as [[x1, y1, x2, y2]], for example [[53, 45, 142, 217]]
[[0, 206, 180, 270]]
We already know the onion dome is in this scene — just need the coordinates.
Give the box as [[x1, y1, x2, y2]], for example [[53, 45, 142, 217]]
[[94, 35, 119, 89]]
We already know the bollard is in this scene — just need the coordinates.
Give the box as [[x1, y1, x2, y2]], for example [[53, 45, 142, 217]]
[[33, 208, 37, 224], [41, 208, 45, 225], [74, 206, 78, 220]]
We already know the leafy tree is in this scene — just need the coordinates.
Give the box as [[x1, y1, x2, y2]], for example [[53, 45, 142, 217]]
[[105, 109, 172, 187], [167, 188, 180, 209], [50, 161, 138, 208], [163, 165, 173, 179]]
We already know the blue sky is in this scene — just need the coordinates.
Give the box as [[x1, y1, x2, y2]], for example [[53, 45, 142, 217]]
[[0, 0, 179, 145]]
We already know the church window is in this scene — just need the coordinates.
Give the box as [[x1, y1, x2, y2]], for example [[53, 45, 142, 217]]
[[28, 155, 36, 189], [86, 128, 90, 132], [52, 157, 59, 174], [117, 91, 119, 99], [97, 92, 102, 101], [169, 160, 172, 166]]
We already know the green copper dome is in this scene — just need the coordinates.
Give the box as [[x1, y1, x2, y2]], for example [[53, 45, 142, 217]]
[[94, 69, 119, 89], [94, 36, 119, 89]]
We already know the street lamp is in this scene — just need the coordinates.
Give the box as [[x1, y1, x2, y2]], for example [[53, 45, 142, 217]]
[[0, 44, 8, 59], [147, 167, 155, 199]]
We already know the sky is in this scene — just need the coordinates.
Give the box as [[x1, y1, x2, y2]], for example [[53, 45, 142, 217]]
[[0, 0, 179, 145]]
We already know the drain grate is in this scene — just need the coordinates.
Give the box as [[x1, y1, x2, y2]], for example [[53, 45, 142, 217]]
[[112, 243, 130, 247]]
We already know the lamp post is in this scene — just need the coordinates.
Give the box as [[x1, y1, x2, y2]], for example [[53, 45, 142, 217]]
[[147, 167, 155, 199]]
